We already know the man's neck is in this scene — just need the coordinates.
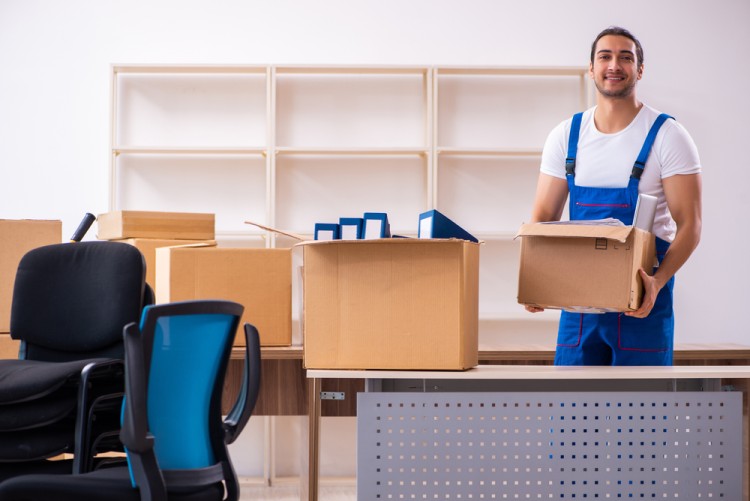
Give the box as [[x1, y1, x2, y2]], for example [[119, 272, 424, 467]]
[[594, 96, 643, 134]]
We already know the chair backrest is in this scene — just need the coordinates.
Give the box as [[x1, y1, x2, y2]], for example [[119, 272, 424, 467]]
[[121, 300, 244, 499], [10, 241, 147, 361]]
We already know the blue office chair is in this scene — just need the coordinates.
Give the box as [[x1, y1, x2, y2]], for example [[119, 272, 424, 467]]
[[0, 300, 261, 501]]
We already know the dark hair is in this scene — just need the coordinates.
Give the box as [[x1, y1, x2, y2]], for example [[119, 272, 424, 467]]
[[590, 26, 644, 70]]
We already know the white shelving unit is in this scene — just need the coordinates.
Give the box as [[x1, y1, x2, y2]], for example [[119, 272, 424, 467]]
[[433, 66, 592, 342], [109, 64, 593, 343]]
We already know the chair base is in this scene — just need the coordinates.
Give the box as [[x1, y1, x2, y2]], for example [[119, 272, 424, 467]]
[[0, 466, 226, 501]]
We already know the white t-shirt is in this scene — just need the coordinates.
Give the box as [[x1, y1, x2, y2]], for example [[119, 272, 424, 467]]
[[540, 105, 701, 242]]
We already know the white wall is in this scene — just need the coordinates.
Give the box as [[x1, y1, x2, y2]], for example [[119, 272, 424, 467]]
[[0, 0, 750, 342], [2, 0, 747, 345], [2, 0, 748, 481]]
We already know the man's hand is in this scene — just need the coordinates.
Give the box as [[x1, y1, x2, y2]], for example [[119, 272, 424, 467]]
[[625, 268, 659, 318], [525, 305, 545, 313]]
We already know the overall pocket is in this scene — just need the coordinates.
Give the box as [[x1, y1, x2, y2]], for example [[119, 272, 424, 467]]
[[556, 311, 583, 348], [618, 278, 674, 352]]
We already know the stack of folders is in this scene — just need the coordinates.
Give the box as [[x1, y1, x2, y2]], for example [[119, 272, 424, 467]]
[[314, 209, 476, 242], [314, 212, 390, 241], [418, 209, 478, 243]]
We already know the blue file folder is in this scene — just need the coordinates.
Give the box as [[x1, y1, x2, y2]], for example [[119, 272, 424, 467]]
[[339, 217, 364, 240], [362, 213, 391, 239], [418, 209, 478, 243], [314, 223, 341, 241]]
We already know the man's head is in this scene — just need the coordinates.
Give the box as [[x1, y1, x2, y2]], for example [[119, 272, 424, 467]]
[[589, 26, 644, 99], [590, 26, 644, 71]]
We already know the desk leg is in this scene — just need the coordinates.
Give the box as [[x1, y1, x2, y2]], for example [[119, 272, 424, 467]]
[[301, 377, 321, 501]]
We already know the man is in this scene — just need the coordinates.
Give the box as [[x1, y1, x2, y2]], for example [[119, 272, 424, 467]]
[[526, 26, 702, 366]]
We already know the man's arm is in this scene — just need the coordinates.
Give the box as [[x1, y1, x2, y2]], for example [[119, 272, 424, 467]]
[[626, 173, 702, 318], [525, 173, 569, 313], [530, 173, 569, 223]]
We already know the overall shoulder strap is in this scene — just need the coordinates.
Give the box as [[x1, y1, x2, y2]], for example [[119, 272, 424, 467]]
[[631, 113, 674, 180], [565, 112, 584, 176]]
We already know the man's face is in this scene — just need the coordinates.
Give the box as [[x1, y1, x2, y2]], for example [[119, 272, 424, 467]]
[[589, 35, 642, 99]]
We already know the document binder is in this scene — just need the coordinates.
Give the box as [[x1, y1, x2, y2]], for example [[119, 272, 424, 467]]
[[362, 213, 391, 239], [418, 209, 478, 243], [633, 193, 657, 233], [314, 223, 341, 241], [339, 217, 364, 240]]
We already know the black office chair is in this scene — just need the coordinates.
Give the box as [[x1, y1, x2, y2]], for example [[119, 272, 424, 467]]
[[0, 300, 261, 501], [0, 241, 151, 478]]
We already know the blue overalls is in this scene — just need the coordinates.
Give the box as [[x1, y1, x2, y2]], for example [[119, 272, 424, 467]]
[[554, 112, 675, 366]]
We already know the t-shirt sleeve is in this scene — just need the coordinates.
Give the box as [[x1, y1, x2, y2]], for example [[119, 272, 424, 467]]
[[657, 120, 702, 178], [539, 119, 569, 179]]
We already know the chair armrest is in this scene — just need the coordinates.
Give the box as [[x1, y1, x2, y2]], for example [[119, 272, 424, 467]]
[[120, 322, 153, 454], [223, 323, 261, 444], [73, 358, 125, 473]]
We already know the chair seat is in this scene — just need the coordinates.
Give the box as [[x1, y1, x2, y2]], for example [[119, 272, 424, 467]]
[[0, 425, 74, 461], [0, 393, 77, 431], [0, 466, 226, 501], [0, 358, 108, 404], [0, 458, 75, 482]]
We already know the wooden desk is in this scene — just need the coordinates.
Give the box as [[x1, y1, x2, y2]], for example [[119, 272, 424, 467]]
[[222, 344, 750, 500], [478, 342, 750, 364], [224, 343, 750, 415], [224, 346, 360, 417]]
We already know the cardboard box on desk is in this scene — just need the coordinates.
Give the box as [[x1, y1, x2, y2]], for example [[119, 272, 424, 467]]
[[0, 220, 62, 332], [97, 211, 215, 241], [516, 222, 656, 312], [301, 238, 479, 370], [114, 238, 215, 295], [155, 243, 292, 347]]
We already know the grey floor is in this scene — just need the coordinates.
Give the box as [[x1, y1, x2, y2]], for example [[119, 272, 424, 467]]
[[239, 481, 355, 500]]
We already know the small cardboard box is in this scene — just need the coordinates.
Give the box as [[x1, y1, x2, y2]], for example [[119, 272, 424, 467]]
[[516, 222, 656, 312], [115, 238, 215, 294], [0, 334, 20, 358], [301, 239, 479, 370], [1, 220, 62, 332], [155, 244, 292, 346], [97, 211, 215, 241]]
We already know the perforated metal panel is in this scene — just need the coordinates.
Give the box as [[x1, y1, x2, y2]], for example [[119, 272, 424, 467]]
[[357, 391, 742, 499]]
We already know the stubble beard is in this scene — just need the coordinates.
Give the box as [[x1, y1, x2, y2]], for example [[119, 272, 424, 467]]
[[595, 75, 637, 99]]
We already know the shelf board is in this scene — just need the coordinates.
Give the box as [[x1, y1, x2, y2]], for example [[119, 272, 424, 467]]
[[471, 231, 520, 241], [112, 64, 586, 78], [479, 311, 560, 323], [436, 66, 588, 77], [275, 65, 429, 75], [113, 146, 267, 155], [275, 147, 428, 157], [437, 147, 542, 157], [112, 64, 268, 74], [215, 229, 269, 237]]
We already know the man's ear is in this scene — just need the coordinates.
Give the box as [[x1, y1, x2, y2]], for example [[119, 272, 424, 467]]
[[637, 64, 644, 80]]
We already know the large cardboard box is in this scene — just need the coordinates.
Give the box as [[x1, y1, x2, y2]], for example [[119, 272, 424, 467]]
[[516, 222, 656, 312], [115, 238, 215, 294], [301, 239, 479, 370], [156, 245, 292, 346], [97, 211, 215, 240], [1, 220, 62, 332]]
